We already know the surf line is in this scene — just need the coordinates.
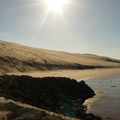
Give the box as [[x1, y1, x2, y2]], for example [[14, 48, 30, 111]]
[[83, 90, 104, 112]]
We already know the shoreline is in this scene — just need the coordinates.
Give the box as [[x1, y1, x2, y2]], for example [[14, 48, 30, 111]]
[[8, 68, 120, 119], [84, 91, 104, 111], [84, 75, 120, 120], [2, 68, 120, 119]]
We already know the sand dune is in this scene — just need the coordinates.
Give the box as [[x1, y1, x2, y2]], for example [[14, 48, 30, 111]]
[[0, 40, 120, 74]]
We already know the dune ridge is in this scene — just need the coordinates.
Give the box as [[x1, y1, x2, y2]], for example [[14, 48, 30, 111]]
[[0, 40, 120, 74]]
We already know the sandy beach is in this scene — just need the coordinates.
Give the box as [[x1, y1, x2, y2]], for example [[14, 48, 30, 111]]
[[9, 68, 120, 80]]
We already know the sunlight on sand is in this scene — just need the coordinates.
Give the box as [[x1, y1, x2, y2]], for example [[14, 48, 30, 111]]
[[9, 68, 120, 80]]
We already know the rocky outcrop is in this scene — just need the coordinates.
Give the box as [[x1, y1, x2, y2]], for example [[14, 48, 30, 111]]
[[0, 75, 101, 120]]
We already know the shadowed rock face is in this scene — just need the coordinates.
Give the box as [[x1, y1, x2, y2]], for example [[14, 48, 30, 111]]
[[0, 75, 95, 118]]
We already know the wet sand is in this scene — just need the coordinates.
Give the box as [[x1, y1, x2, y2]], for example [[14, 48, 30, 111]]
[[83, 91, 104, 110], [84, 75, 120, 120]]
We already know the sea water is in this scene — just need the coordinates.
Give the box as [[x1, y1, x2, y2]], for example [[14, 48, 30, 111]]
[[84, 75, 120, 120]]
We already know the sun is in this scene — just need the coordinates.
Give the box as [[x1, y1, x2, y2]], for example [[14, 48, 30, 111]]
[[46, 0, 67, 13]]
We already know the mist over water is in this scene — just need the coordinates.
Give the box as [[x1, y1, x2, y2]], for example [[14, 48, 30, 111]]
[[84, 75, 120, 120]]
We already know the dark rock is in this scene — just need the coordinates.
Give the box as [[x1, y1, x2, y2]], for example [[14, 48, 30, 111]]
[[0, 75, 97, 119]]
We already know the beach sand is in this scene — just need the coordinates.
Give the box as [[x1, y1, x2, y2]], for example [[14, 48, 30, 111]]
[[9, 68, 120, 80]]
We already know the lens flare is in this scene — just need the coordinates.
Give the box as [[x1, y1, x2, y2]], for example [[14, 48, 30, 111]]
[[46, 0, 67, 13]]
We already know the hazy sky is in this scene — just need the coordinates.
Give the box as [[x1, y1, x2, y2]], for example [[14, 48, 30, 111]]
[[0, 0, 120, 58]]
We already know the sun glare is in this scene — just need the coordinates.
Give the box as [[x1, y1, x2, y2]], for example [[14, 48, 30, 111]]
[[46, 0, 67, 13]]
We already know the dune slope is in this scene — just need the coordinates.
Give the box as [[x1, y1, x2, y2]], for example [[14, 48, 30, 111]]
[[0, 40, 120, 74]]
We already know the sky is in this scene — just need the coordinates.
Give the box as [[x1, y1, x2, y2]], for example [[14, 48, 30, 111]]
[[0, 0, 120, 59]]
